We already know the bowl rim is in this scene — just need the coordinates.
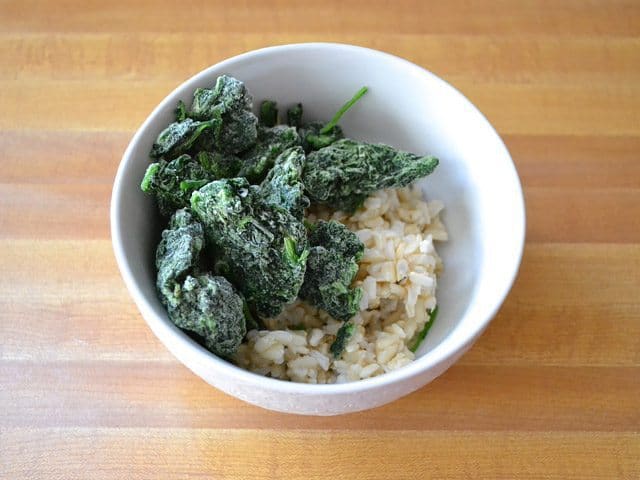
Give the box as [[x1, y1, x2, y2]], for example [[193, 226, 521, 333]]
[[111, 42, 526, 395]]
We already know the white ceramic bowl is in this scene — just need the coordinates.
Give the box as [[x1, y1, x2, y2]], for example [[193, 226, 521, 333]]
[[111, 43, 525, 415]]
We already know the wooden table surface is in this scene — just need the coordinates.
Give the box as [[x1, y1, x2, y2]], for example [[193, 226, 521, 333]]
[[1, 1, 639, 478]]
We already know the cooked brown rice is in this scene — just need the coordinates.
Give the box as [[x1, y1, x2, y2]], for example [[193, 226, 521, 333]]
[[234, 186, 447, 383]]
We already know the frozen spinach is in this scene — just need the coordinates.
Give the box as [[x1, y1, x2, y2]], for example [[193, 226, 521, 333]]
[[259, 146, 309, 219], [190, 178, 309, 318], [237, 125, 300, 184], [155, 209, 246, 357], [300, 220, 364, 321], [303, 139, 439, 212]]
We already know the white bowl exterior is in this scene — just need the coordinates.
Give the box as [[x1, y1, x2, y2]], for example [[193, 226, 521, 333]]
[[111, 43, 525, 415]]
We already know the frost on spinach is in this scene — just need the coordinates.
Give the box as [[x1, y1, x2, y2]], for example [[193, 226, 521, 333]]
[[150, 118, 216, 160], [237, 125, 300, 184], [187, 75, 258, 155], [155, 209, 205, 305], [141, 154, 212, 216], [190, 178, 309, 318], [300, 220, 364, 321], [303, 139, 439, 212], [194, 75, 252, 115], [168, 273, 247, 358], [259, 146, 309, 219], [141, 150, 247, 216], [150, 75, 259, 156], [155, 209, 246, 357], [216, 109, 259, 155]]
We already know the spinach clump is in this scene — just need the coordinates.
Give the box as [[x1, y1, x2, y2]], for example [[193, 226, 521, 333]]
[[300, 220, 364, 322], [259, 146, 309, 219], [303, 140, 439, 213], [191, 178, 309, 319], [237, 125, 300, 183], [141, 75, 440, 359], [155, 209, 246, 358]]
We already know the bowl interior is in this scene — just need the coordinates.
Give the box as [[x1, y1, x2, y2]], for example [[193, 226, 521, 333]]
[[113, 43, 524, 386]]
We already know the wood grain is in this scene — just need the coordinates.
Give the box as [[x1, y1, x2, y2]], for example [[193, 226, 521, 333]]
[[525, 188, 640, 243], [2, 0, 638, 35], [505, 135, 640, 188], [2, 33, 639, 83], [0, 184, 111, 239], [2, 362, 638, 431], [2, 429, 638, 479], [1, 1, 638, 478], [0, 131, 126, 183]]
